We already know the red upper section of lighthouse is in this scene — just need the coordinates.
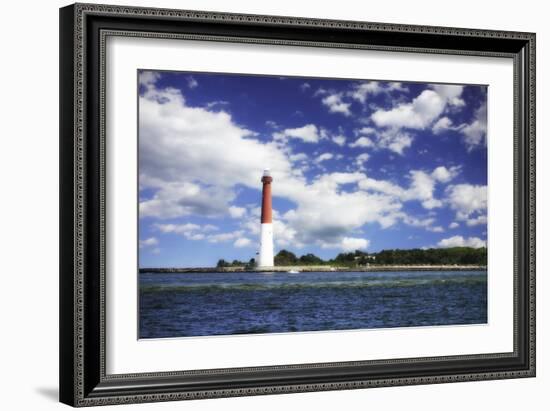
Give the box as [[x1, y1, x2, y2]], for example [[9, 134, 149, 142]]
[[261, 170, 273, 224]]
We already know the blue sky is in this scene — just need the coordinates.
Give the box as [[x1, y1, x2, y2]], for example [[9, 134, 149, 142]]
[[138, 70, 488, 267]]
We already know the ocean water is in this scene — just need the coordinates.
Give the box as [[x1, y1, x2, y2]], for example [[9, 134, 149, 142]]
[[139, 270, 487, 339]]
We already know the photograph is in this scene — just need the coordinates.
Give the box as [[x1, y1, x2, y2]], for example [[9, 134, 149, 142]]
[[55, 2, 536, 407], [137, 70, 488, 339]]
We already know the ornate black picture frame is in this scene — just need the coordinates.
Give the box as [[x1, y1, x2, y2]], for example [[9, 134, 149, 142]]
[[59, 3, 535, 407]]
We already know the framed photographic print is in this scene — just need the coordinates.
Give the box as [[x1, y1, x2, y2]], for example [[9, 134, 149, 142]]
[[59, 3, 536, 407]]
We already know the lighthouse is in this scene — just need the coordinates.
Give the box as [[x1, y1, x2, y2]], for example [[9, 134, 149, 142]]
[[258, 169, 274, 267]]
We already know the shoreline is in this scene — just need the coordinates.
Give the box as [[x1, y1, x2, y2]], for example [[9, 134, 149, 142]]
[[139, 265, 487, 274]]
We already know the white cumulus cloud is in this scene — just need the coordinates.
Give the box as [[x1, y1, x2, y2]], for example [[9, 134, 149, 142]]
[[187, 76, 198, 89], [432, 116, 455, 134], [461, 102, 487, 150], [376, 129, 413, 155], [140, 182, 234, 219], [348, 81, 382, 104], [431, 165, 461, 183], [359, 166, 460, 211], [228, 206, 247, 218], [368, 84, 465, 154], [273, 124, 321, 143], [153, 223, 218, 241], [321, 237, 370, 252], [234, 237, 252, 248], [437, 235, 486, 248], [349, 136, 375, 148], [355, 153, 370, 169], [332, 135, 346, 146], [289, 153, 308, 162], [207, 230, 245, 243], [315, 153, 334, 163], [321, 93, 352, 116], [139, 237, 159, 248], [445, 184, 487, 222], [466, 215, 488, 227], [139, 71, 161, 87], [372, 89, 448, 129], [431, 102, 487, 151], [348, 81, 409, 104], [431, 84, 465, 107]]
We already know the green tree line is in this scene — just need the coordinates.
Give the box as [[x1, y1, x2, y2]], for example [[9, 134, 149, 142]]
[[216, 247, 487, 268], [216, 258, 256, 268], [272, 247, 487, 267]]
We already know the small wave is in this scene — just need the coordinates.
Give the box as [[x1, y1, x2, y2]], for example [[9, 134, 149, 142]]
[[140, 276, 486, 293]]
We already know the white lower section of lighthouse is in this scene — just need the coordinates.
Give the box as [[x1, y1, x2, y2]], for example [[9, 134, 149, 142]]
[[258, 223, 274, 267]]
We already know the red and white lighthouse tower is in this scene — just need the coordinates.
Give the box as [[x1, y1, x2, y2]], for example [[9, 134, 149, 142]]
[[258, 169, 274, 267]]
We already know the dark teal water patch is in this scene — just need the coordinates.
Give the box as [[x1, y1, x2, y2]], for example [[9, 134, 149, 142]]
[[139, 270, 487, 338]]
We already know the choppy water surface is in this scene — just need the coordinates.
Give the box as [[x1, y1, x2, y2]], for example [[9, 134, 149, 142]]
[[139, 270, 487, 338]]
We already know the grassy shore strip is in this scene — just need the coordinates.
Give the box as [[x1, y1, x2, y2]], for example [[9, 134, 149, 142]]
[[139, 265, 487, 274]]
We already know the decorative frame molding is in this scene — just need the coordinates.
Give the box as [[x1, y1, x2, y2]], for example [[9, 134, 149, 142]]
[[60, 3, 535, 407]]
